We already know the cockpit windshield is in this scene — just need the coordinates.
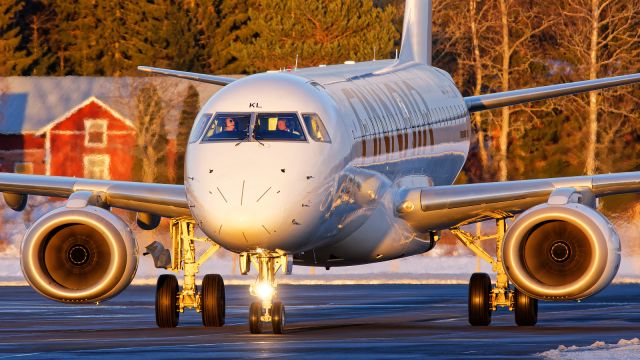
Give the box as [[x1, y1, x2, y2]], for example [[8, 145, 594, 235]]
[[202, 113, 251, 141], [253, 113, 306, 141]]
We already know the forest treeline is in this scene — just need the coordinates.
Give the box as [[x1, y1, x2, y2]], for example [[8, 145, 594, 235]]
[[2, 0, 640, 211]]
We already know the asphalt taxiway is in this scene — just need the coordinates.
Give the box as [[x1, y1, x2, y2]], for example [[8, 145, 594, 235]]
[[0, 284, 639, 359]]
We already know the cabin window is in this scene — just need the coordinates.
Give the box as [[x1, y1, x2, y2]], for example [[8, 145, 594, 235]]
[[85, 119, 107, 148], [14, 162, 33, 174], [202, 113, 252, 141], [84, 155, 110, 180], [189, 113, 212, 143], [253, 113, 306, 141], [302, 113, 331, 143]]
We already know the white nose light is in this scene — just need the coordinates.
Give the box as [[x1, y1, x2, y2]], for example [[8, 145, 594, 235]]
[[255, 282, 275, 301]]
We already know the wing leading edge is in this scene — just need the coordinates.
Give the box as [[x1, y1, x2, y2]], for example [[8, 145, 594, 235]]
[[396, 172, 640, 232], [0, 173, 190, 218], [137, 66, 237, 87], [465, 73, 640, 113]]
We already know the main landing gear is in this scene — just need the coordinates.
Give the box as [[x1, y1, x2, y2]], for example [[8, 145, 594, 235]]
[[452, 218, 538, 327], [240, 250, 292, 334], [152, 217, 225, 328]]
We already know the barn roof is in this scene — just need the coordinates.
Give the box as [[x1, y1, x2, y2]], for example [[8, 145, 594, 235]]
[[0, 77, 222, 136]]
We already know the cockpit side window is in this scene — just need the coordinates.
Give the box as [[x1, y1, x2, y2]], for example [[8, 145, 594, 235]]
[[253, 113, 306, 141], [189, 113, 212, 143], [302, 113, 331, 143], [201, 113, 252, 141]]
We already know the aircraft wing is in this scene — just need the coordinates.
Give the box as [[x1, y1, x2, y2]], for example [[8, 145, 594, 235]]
[[0, 173, 190, 218], [395, 172, 640, 232], [137, 66, 237, 86], [465, 73, 640, 112]]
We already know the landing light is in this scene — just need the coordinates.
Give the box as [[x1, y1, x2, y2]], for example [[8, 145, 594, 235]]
[[255, 282, 274, 301]]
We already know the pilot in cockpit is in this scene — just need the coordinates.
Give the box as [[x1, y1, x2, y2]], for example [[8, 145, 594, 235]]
[[223, 117, 236, 132], [276, 118, 289, 132]]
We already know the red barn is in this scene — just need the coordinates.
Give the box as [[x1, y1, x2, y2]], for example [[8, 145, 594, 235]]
[[0, 77, 221, 181], [40, 97, 135, 180]]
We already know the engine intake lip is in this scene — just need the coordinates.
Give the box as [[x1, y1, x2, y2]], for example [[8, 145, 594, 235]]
[[503, 203, 614, 300], [20, 206, 136, 303]]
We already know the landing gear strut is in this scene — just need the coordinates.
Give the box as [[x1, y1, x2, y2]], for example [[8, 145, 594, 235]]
[[452, 218, 539, 326], [241, 250, 292, 334], [151, 217, 225, 328]]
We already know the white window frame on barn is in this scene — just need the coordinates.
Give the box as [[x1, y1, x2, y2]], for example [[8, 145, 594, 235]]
[[84, 119, 108, 148], [14, 162, 34, 174], [83, 154, 110, 180]]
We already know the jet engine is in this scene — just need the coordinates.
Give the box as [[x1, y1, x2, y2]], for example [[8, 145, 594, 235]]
[[503, 203, 620, 301], [21, 206, 138, 303]]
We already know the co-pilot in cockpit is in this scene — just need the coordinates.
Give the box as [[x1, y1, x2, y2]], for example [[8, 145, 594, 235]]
[[253, 113, 305, 141]]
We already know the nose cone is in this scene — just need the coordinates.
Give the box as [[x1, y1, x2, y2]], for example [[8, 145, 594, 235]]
[[186, 142, 326, 252], [184, 72, 339, 253]]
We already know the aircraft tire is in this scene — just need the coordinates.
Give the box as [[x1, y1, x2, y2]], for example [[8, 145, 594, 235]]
[[156, 274, 179, 328], [249, 301, 263, 334], [271, 301, 285, 334], [201, 274, 225, 327], [514, 287, 538, 326], [468, 272, 492, 326]]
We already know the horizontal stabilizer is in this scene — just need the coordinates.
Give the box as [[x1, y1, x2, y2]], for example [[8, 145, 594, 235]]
[[465, 73, 640, 113], [137, 66, 237, 86]]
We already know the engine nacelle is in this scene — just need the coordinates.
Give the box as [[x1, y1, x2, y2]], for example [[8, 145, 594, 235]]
[[21, 206, 138, 303], [503, 203, 620, 301]]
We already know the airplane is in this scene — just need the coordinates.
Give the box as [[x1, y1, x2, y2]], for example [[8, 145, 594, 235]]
[[3, 0, 640, 334]]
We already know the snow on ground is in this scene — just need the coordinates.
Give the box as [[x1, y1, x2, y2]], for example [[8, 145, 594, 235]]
[[539, 339, 640, 360]]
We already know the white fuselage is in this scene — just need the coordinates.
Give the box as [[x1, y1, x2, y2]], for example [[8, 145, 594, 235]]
[[185, 61, 470, 267]]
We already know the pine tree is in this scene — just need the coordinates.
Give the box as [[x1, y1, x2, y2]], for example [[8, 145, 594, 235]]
[[45, 0, 101, 75], [94, 2, 130, 75], [0, 0, 32, 75], [26, 6, 55, 76], [195, 0, 255, 74], [175, 84, 200, 184], [233, 0, 398, 73]]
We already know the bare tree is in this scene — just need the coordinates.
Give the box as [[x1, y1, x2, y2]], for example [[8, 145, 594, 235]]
[[132, 80, 170, 184], [439, 0, 555, 181], [492, 0, 556, 181], [556, 0, 640, 175], [433, 0, 495, 181]]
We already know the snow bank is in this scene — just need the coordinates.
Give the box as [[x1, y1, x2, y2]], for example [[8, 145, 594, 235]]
[[539, 339, 640, 359]]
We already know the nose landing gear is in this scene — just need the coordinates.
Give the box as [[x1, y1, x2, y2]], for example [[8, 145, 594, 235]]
[[242, 250, 292, 334]]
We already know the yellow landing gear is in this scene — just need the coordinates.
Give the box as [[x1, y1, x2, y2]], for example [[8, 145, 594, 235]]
[[152, 217, 224, 328], [240, 249, 292, 334], [452, 218, 538, 326]]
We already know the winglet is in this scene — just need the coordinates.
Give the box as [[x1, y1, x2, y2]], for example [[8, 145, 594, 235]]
[[137, 66, 236, 87], [397, 0, 432, 66]]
